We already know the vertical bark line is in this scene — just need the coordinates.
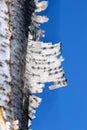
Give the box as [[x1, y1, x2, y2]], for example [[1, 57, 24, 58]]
[[9, 0, 30, 129], [23, 0, 36, 129]]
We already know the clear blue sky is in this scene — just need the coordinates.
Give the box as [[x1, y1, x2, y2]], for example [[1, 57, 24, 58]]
[[32, 0, 87, 130]]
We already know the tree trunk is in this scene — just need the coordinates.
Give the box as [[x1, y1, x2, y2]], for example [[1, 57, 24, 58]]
[[0, 0, 34, 129], [0, 0, 67, 130]]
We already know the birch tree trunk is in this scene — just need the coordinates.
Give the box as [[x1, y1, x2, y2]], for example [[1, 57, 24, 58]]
[[0, 0, 67, 130], [0, 0, 34, 129]]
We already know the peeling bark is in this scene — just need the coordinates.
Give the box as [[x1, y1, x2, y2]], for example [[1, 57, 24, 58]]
[[0, 0, 67, 130]]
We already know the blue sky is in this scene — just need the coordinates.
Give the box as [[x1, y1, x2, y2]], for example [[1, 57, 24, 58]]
[[32, 0, 87, 130]]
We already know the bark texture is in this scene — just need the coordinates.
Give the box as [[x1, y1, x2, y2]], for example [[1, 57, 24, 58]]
[[0, 0, 33, 129], [0, 0, 67, 130]]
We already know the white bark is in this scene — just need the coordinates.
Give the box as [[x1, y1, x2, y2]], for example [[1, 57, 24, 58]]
[[0, 0, 31, 129], [0, 0, 67, 130], [25, 0, 67, 129]]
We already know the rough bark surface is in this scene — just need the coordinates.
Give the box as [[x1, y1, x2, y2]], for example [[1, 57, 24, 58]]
[[0, 0, 33, 129], [0, 0, 67, 130]]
